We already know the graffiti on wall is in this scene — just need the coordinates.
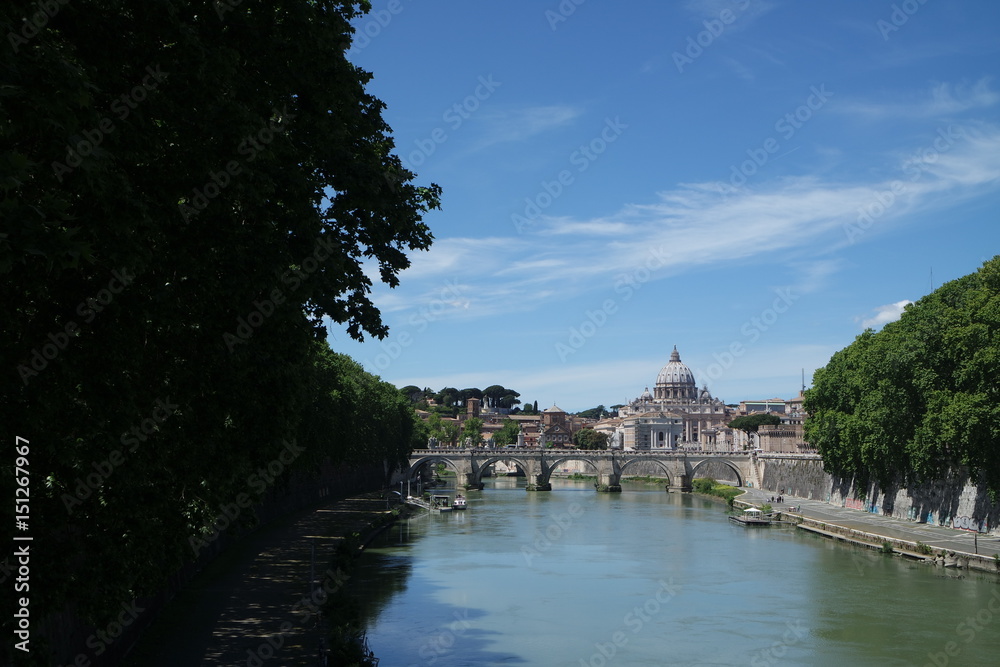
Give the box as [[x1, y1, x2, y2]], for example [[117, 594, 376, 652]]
[[951, 515, 988, 532]]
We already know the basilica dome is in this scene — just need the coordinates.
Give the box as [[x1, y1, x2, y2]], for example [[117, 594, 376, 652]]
[[654, 346, 697, 400]]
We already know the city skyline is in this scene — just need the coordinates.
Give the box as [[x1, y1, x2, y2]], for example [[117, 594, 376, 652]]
[[325, 0, 1000, 412]]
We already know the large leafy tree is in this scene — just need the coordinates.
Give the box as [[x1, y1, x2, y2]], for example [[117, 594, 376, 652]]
[[482, 384, 507, 408], [1, 0, 438, 658], [400, 385, 425, 403], [461, 417, 484, 448], [805, 256, 1000, 495], [492, 418, 521, 447], [498, 391, 521, 409], [728, 414, 782, 433], [577, 405, 607, 420], [459, 387, 483, 402], [435, 387, 461, 407], [574, 428, 609, 450]]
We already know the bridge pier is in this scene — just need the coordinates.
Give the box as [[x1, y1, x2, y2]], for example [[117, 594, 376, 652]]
[[461, 473, 484, 491], [526, 474, 551, 492], [596, 472, 621, 493], [669, 474, 692, 493]]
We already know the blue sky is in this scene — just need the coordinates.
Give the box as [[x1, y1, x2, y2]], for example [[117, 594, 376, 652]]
[[326, 0, 1000, 413]]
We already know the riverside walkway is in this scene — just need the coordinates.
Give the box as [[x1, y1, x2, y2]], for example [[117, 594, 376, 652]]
[[123, 493, 394, 666], [737, 486, 1000, 564]]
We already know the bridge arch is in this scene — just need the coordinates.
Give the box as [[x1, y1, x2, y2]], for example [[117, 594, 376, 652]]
[[538, 456, 602, 486], [406, 455, 460, 480], [470, 456, 532, 486], [689, 459, 743, 486], [618, 458, 672, 486]]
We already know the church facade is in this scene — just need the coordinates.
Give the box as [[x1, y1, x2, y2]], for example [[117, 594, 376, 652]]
[[615, 346, 732, 451]]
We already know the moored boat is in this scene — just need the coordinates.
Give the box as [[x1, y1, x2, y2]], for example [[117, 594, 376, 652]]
[[729, 507, 773, 526], [452, 494, 467, 510]]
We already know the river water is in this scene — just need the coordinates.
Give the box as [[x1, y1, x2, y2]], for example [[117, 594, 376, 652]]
[[352, 478, 1000, 666]]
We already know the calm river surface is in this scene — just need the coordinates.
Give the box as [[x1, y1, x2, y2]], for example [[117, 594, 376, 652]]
[[353, 478, 1000, 666]]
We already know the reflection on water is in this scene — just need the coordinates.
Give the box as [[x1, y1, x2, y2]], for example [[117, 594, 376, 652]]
[[352, 477, 1000, 666]]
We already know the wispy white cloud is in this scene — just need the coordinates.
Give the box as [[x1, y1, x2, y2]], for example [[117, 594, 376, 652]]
[[786, 258, 844, 295], [467, 105, 583, 152], [372, 124, 1000, 323], [721, 56, 755, 83], [839, 78, 999, 121], [857, 300, 913, 329], [683, 0, 778, 33]]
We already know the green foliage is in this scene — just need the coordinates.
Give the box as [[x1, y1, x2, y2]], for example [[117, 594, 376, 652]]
[[436, 387, 462, 407], [460, 387, 483, 403], [400, 385, 424, 403], [760, 503, 773, 513], [576, 405, 607, 419], [426, 412, 460, 447], [0, 0, 439, 655], [805, 256, 1000, 495], [691, 478, 715, 493], [574, 428, 609, 450], [881, 542, 895, 554], [461, 417, 483, 447], [728, 413, 783, 433], [692, 477, 742, 503], [409, 411, 431, 449], [441, 420, 461, 447], [915, 542, 933, 555], [492, 418, 521, 447], [623, 475, 668, 485], [480, 384, 520, 409]]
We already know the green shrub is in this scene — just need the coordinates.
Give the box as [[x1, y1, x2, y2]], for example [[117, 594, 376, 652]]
[[692, 478, 716, 494], [692, 477, 742, 503], [881, 541, 894, 554]]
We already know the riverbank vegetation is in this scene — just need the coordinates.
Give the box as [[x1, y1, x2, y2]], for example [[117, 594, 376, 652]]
[[691, 478, 743, 506], [623, 475, 670, 485], [805, 256, 1000, 497], [1, 1, 438, 661]]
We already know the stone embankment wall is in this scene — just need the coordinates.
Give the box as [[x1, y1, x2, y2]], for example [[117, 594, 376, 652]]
[[758, 454, 1000, 536]]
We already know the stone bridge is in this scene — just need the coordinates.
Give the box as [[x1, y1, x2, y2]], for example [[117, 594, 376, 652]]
[[406, 449, 756, 492]]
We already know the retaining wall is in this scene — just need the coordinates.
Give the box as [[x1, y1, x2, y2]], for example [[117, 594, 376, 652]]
[[758, 455, 1000, 536]]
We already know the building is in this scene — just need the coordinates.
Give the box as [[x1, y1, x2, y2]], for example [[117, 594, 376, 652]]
[[617, 346, 732, 451], [539, 404, 574, 448], [739, 398, 788, 414], [731, 390, 813, 453]]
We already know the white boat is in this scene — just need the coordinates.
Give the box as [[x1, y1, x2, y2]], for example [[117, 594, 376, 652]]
[[452, 494, 468, 510]]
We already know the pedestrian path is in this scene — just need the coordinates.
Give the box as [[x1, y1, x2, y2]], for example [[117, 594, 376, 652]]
[[738, 487, 1000, 562], [124, 494, 393, 666]]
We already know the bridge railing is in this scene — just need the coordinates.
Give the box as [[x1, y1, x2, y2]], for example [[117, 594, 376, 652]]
[[411, 448, 752, 457]]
